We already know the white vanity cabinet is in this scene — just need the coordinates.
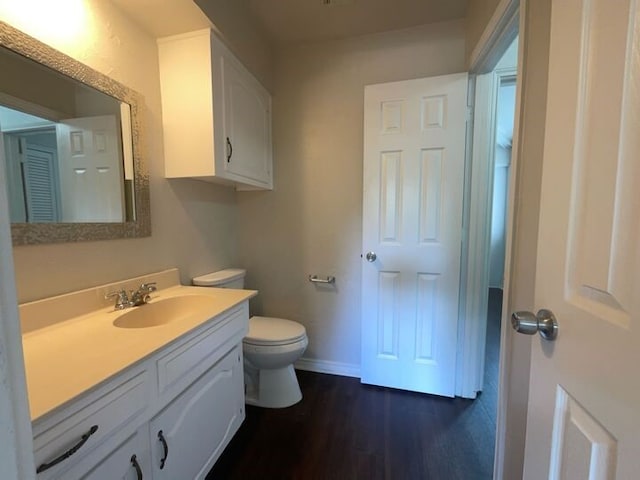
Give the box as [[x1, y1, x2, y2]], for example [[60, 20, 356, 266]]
[[158, 29, 273, 190], [31, 302, 248, 479]]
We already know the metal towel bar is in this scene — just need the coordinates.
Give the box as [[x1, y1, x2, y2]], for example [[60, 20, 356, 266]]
[[308, 275, 335, 284]]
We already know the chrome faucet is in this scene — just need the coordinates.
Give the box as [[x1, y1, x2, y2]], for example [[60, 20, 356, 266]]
[[105, 289, 133, 310], [130, 282, 157, 306], [105, 282, 157, 310]]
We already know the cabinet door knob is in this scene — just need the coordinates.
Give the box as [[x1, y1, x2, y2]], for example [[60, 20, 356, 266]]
[[158, 430, 169, 470], [130, 454, 143, 480]]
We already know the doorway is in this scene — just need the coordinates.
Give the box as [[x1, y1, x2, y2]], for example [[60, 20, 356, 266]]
[[360, 73, 469, 396], [358, 36, 519, 478], [477, 38, 519, 455]]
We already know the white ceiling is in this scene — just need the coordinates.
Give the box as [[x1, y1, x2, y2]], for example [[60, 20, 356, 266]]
[[247, 0, 468, 45], [111, 0, 467, 45]]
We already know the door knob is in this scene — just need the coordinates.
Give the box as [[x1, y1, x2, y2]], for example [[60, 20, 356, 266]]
[[365, 252, 377, 262], [511, 309, 558, 340]]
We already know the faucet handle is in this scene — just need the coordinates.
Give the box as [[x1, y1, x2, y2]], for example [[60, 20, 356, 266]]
[[140, 282, 157, 292], [105, 289, 131, 310], [105, 289, 126, 299]]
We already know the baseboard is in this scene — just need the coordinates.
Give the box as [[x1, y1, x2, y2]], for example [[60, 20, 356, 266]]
[[295, 357, 361, 378]]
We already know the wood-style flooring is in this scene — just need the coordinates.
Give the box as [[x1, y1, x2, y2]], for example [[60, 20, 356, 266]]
[[207, 289, 502, 480]]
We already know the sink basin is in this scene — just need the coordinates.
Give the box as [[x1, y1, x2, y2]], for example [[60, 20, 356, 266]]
[[113, 295, 217, 328]]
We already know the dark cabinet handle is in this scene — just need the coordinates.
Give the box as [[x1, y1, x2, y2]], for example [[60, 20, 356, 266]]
[[36, 425, 99, 473], [158, 430, 169, 470], [226, 137, 233, 162], [130, 454, 143, 480]]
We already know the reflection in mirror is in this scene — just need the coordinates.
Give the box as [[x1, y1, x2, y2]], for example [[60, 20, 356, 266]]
[[1, 110, 135, 224], [0, 21, 149, 244], [0, 45, 134, 224]]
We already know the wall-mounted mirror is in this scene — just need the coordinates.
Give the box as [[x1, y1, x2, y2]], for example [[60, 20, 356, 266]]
[[0, 21, 150, 245]]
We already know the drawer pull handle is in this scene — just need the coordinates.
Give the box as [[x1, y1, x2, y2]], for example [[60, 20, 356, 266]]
[[226, 137, 233, 162], [131, 454, 143, 480], [36, 424, 99, 473], [158, 430, 169, 470]]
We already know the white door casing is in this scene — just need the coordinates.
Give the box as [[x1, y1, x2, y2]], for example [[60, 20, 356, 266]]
[[361, 73, 468, 396], [523, 1, 640, 478], [0, 111, 36, 479]]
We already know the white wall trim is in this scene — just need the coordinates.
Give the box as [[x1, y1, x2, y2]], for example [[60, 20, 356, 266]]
[[459, 66, 518, 401], [459, 0, 521, 399], [457, 70, 499, 399], [0, 126, 36, 479], [470, 0, 520, 74], [0, 92, 65, 122], [295, 357, 361, 379]]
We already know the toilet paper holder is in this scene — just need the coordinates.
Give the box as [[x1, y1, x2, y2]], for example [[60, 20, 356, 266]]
[[308, 275, 336, 284]]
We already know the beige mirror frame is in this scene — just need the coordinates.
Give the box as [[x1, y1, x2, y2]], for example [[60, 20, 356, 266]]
[[0, 21, 150, 245]]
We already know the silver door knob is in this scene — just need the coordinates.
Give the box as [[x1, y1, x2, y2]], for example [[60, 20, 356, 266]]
[[511, 309, 558, 341], [365, 252, 377, 262]]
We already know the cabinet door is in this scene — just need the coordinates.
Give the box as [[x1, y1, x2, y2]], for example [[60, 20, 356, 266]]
[[220, 52, 272, 188], [150, 346, 244, 480]]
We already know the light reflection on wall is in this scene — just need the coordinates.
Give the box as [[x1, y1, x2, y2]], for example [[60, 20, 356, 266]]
[[0, 0, 92, 52]]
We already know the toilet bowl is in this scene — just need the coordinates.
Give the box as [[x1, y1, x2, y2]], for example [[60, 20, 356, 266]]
[[243, 316, 308, 408], [192, 269, 308, 408]]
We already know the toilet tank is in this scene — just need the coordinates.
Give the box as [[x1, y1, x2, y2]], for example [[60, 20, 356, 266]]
[[192, 269, 246, 289]]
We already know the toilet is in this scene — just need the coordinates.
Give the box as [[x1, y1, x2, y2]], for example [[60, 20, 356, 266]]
[[192, 269, 308, 408]]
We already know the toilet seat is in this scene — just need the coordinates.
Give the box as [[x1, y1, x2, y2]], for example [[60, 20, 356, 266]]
[[243, 316, 307, 346]]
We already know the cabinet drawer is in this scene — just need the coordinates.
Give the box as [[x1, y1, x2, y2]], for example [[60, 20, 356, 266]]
[[156, 303, 248, 398], [64, 429, 149, 480], [33, 369, 148, 479]]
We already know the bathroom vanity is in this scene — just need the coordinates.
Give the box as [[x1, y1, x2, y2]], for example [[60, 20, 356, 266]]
[[21, 269, 256, 479]]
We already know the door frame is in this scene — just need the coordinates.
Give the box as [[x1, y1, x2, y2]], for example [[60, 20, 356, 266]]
[[0, 127, 37, 478], [460, 0, 524, 479], [361, 73, 469, 397], [457, 64, 517, 398]]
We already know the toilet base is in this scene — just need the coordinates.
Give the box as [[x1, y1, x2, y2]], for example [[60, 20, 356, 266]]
[[244, 363, 302, 408]]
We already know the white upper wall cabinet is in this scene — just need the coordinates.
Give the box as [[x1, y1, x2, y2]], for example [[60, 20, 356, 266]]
[[158, 30, 273, 190]]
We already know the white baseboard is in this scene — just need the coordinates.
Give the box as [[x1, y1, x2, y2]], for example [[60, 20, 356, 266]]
[[294, 357, 361, 378]]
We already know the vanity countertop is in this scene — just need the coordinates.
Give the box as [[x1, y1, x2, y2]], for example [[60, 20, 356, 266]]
[[21, 284, 256, 422]]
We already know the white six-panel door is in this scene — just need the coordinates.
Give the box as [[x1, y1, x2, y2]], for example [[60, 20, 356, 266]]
[[361, 73, 468, 396], [56, 115, 124, 222], [523, 0, 640, 478]]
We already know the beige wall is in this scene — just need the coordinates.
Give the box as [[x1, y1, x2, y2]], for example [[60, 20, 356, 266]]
[[195, 0, 274, 91], [3, 0, 239, 302], [237, 21, 466, 367], [466, 0, 504, 62]]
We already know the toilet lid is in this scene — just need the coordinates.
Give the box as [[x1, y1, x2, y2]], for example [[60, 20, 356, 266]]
[[244, 316, 307, 346]]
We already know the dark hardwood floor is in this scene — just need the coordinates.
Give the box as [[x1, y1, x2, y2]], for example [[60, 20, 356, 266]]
[[208, 290, 502, 480]]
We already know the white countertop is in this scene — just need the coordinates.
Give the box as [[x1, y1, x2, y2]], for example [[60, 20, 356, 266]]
[[22, 285, 256, 421]]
